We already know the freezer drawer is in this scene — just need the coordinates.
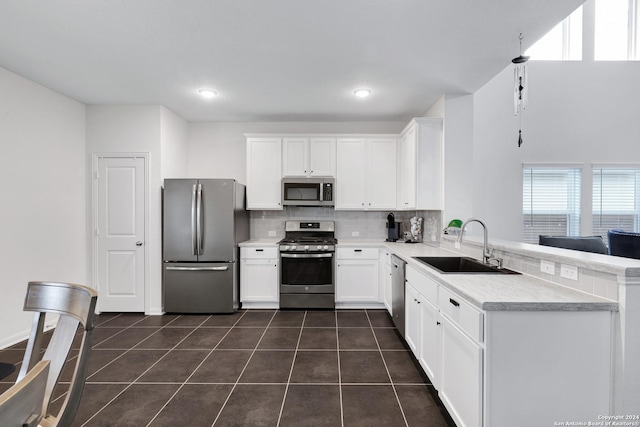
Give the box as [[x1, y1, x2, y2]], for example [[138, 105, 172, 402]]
[[163, 262, 238, 313]]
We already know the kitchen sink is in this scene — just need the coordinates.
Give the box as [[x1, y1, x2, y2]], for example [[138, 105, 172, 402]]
[[413, 256, 521, 274]]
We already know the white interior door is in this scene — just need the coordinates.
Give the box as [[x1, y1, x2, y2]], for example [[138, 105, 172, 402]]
[[95, 155, 146, 312]]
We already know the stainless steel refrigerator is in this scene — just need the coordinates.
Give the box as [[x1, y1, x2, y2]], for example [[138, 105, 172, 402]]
[[162, 179, 249, 313]]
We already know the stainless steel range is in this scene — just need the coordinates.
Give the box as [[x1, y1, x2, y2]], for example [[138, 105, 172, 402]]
[[279, 221, 336, 309]]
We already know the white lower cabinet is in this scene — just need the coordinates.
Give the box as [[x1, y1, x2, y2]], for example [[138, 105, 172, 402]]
[[379, 249, 393, 313], [403, 263, 612, 427], [404, 283, 421, 354], [336, 247, 382, 308], [240, 247, 279, 309], [439, 314, 483, 427], [417, 293, 439, 388]]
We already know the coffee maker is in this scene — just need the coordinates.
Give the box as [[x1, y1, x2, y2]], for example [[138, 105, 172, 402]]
[[385, 213, 402, 242]]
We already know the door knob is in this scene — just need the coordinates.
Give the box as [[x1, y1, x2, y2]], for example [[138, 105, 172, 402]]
[[136, 241, 143, 246]]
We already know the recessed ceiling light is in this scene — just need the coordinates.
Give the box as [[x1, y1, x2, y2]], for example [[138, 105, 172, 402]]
[[198, 88, 218, 98], [354, 88, 372, 98]]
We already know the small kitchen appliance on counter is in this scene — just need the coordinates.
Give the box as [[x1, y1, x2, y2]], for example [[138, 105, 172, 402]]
[[279, 221, 337, 309], [386, 213, 402, 242]]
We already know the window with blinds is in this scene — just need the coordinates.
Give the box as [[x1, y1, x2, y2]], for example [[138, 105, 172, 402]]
[[522, 167, 582, 244], [592, 167, 640, 244]]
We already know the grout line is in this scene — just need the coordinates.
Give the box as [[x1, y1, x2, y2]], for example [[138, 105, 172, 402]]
[[366, 309, 409, 427], [336, 310, 344, 427], [275, 311, 307, 426], [210, 311, 278, 427]]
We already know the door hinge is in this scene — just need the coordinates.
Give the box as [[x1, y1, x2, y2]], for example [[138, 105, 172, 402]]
[[95, 171, 100, 179], [95, 228, 100, 236]]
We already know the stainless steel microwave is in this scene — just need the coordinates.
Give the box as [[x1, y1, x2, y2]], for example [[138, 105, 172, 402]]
[[282, 178, 335, 207]]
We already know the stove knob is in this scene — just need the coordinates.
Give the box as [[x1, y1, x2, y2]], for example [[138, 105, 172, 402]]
[[291, 245, 297, 250], [323, 245, 329, 250], [283, 245, 290, 251], [304, 245, 309, 250], [317, 245, 322, 250]]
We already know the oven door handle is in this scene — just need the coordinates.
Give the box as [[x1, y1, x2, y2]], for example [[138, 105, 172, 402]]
[[280, 253, 333, 258]]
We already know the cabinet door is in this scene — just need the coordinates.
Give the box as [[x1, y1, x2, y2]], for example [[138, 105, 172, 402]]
[[404, 283, 420, 354], [380, 257, 392, 313], [418, 297, 439, 388], [336, 138, 366, 209], [240, 258, 279, 302], [439, 315, 483, 427], [415, 119, 444, 210], [336, 259, 379, 302], [309, 138, 336, 177], [367, 138, 397, 209], [282, 138, 309, 177], [247, 138, 282, 209], [398, 126, 416, 209]]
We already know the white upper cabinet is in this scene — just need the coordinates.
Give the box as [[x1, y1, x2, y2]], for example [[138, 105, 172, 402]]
[[397, 118, 443, 210], [336, 137, 397, 210], [282, 137, 336, 177], [246, 137, 283, 210]]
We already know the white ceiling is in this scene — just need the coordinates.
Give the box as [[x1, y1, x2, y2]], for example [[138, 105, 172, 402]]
[[0, 0, 583, 122]]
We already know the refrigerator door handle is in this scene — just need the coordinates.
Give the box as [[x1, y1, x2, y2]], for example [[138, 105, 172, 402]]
[[166, 266, 229, 271], [191, 184, 198, 255], [196, 183, 203, 255]]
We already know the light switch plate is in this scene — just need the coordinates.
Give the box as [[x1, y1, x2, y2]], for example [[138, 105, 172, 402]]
[[540, 260, 555, 275], [560, 264, 579, 281], [267, 230, 276, 237], [351, 231, 360, 237]]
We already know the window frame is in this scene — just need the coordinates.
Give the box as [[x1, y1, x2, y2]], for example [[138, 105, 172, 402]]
[[522, 165, 583, 244], [592, 164, 640, 244]]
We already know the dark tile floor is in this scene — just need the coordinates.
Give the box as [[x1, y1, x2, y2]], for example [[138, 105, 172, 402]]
[[0, 309, 454, 427]]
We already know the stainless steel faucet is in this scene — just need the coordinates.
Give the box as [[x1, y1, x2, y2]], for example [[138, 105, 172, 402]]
[[457, 218, 492, 265]]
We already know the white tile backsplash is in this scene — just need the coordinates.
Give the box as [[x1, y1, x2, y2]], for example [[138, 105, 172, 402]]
[[250, 208, 442, 242]]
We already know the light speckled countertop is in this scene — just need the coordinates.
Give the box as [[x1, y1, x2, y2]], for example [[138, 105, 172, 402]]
[[239, 238, 618, 312], [344, 240, 618, 312]]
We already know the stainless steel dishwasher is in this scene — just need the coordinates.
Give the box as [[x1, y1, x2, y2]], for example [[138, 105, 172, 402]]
[[390, 254, 406, 338]]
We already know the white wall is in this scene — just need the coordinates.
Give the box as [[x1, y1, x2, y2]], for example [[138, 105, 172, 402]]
[[86, 105, 164, 314], [0, 66, 86, 347], [472, 60, 640, 241], [160, 106, 188, 179], [187, 121, 406, 182]]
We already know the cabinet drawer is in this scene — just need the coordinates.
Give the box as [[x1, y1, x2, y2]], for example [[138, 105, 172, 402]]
[[438, 286, 484, 343], [336, 247, 378, 260], [406, 265, 437, 306], [240, 247, 278, 259]]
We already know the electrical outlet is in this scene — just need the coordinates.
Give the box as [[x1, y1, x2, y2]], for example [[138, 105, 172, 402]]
[[540, 260, 555, 275], [351, 231, 360, 237], [560, 264, 579, 281], [267, 230, 276, 237]]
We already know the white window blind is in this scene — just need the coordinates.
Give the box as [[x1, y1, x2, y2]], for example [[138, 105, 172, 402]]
[[592, 167, 640, 244], [523, 167, 582, 244]]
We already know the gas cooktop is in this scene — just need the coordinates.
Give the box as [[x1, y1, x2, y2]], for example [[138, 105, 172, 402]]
[[279, 221, 336, 252]]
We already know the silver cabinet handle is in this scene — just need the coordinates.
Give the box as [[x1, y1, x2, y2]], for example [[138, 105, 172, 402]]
[[166, 266, 229, 271], [136, 241, 143, 247]]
